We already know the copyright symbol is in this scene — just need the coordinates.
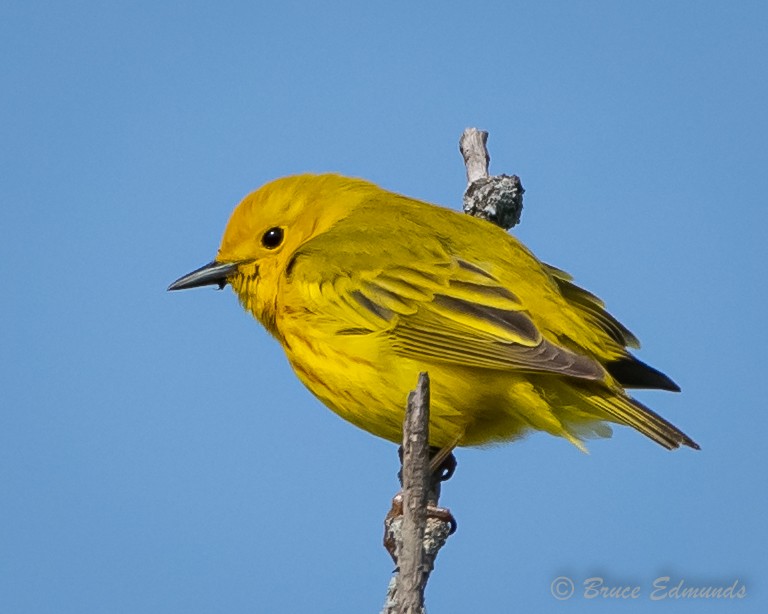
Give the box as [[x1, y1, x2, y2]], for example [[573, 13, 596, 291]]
[[551, 576, 575, 600]]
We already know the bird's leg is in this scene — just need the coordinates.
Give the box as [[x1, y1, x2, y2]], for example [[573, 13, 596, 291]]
[[428, 445, 458, 482], [385, 443, 458, 561], [396, 444, 458, 485], [384, 492, 456, 562], [394, 444, 458, 530], [425, 445, 457, 534]]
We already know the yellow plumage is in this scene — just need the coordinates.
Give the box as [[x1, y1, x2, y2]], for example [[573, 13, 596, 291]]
[[169, 174, 698, 451]]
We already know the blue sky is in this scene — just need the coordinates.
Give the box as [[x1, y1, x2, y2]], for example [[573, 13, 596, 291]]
[[1, 1, 765, 612]]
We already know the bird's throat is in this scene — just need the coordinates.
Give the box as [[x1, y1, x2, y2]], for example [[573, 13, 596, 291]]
[[230, 273, 280, 339]]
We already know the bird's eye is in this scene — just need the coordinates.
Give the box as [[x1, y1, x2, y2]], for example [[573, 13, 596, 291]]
[[261, 227, 284, 249]]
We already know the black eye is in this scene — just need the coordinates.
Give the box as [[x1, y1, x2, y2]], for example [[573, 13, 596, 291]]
[[261, 227, 284, 249]]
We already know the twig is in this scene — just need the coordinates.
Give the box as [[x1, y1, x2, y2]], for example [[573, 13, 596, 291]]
[[459, 127, 490, 184], [383, 374, 453, 614], [383, 373, 431, 614], [397, 372, 431, 609], [460, 128, 525, 229], [382, 128, 522, 613]]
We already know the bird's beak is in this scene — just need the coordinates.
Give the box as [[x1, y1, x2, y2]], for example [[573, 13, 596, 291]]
[[167, 260, 239, 291]]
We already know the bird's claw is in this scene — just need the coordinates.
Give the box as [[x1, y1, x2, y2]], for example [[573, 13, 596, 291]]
[[383, 492, 458, 559]]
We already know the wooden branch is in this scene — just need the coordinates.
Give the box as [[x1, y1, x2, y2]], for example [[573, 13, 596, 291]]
[[384, 373, 430, 614], [459, 127, 490, 184], [383, 374, 453, 614], [382, 128, 521, 613], [460, 128, 525, 229], [398, 373, 430, 609]]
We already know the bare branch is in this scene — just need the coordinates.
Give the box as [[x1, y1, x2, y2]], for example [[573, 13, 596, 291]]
[[396, 373, 431, 613], [459, 127, 490, 184], [398, 372, 431, 606], [383, 129, 519, 613], [460, 128, 525, 229], [383, 374, 428, 613]]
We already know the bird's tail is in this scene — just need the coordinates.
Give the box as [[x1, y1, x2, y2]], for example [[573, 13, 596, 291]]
[[590, 393, 699, 450]]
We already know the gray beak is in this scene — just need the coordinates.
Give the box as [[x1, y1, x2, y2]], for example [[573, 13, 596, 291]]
[[167, 260, 239, 291]]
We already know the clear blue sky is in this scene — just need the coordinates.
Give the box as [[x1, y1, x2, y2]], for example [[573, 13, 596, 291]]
[[1, 1, 765, 612]]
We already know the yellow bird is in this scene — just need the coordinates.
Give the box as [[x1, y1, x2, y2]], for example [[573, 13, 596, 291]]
[[169, 174, 697, 452]]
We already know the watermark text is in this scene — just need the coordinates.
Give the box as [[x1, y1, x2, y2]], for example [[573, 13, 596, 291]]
[[550, 575, 747, 601]]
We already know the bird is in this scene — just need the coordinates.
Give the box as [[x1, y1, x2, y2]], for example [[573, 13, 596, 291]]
[[168, 173, 698, 453]]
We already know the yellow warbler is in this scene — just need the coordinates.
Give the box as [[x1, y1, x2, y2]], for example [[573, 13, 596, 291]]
[[169, 174, 697, 451]]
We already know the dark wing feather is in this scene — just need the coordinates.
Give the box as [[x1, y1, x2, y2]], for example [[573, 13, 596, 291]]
[[544, 263, 680, 391], [545, 263, 640, 349], [352, 259, 607, 381], [605, 356, 680, 391]]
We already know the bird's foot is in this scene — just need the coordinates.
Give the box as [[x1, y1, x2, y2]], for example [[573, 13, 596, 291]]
[[383, 492, 458, 560], [396, 445, 458, 484], [429, 446, 457, 482]]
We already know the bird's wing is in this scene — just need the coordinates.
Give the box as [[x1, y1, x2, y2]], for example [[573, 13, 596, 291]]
[[362, 258, 605, 380], [286, 230, 605, 381], [543, 263, 640, 349]]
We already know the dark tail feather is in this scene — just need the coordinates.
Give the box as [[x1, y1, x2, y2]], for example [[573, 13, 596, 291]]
[[593, 394, 699, 450], [606, 355, 681, 392]]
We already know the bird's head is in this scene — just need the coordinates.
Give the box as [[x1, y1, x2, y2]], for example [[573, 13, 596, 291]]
[[168, 173, 377, 331]]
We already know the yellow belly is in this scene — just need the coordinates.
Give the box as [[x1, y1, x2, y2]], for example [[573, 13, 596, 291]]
[[281, 325, 610, 449]]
